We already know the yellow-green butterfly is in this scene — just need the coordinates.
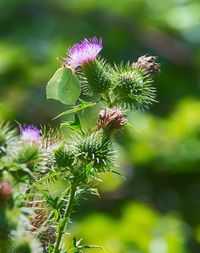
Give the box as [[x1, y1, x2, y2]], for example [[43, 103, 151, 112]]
[[46, 67, 81, 105]]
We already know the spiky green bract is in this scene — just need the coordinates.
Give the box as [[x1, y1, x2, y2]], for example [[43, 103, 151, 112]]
[[112, 64, 156, 110], [72, 129, 115, 173], [54, 146, 75, 169], [0, 122, 16, 158], [80, 58, 113, 95], [14, 144, 40, 170]]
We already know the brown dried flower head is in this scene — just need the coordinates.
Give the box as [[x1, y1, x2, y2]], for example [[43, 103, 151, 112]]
[[97, 107, 127, 133], [39, 226, 56, 248], [0, 181, 12, 200], [29, 199, 55, 248], [133, 55, 160, 73]]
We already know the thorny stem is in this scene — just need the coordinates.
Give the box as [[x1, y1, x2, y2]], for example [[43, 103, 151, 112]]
[[53, 183, 77, 253]]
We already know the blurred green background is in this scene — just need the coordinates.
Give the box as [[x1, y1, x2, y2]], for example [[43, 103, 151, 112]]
[[1, 0, 200, 252]]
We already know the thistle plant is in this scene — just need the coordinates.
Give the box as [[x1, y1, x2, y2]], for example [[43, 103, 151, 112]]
[[0, 37, 159, 253]]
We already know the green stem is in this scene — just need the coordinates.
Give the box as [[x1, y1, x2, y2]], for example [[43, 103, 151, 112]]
[[103, 91, 112, 107], [53, 183, 77, 253]]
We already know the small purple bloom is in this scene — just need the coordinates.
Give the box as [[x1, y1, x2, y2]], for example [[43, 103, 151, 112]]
[[20, 125, 41, 144], [65, 37, 103, 69]]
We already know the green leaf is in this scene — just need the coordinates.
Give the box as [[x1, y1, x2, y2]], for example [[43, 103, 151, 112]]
[[54, 99, 97, 119], [54, 209, 59, 221], [60, 114, 84, 133], [110, 170, 126, 180], [46, 67, 81, 105], [68, 237, 103, 252], [33, 171, 60, 185], [78, 245, 103, 250], [125, 123, 141, 133]]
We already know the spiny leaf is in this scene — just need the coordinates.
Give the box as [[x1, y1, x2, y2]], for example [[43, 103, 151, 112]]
[[54, 99, 97, 119], [68, 237, 103, 252], [33, 183, 57, 208], [46, 67, 81, 105], [33, 171, 61, 185]]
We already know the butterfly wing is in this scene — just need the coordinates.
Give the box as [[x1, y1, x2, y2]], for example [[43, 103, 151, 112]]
[[46, 67, 81, 105]]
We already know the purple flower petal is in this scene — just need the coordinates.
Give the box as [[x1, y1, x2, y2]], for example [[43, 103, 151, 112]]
[[20, 125, 41, 144], [65, 37, 103, 69]]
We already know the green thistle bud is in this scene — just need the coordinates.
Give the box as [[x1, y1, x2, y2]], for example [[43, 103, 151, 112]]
[[81, 58, 112, 94], [112, 64, 156, 110], [73, 130, 115, 173], [15, 144, 40, 169], [54, 146, 75, 169]]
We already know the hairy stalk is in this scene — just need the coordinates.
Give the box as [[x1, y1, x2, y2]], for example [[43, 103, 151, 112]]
[[53, 183, 77, 253]]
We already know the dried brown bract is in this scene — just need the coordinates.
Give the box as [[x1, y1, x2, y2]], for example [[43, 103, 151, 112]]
[[30, 200, 55, 248], [133, 55, 160, 74], [97, 107, 127, 133]]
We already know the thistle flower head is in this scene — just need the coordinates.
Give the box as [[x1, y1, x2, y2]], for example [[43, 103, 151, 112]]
[[65, 37, 103, 69], [97, 107, 127, 133], [20, 125, 41, 144], [133, 55, 160, 74]]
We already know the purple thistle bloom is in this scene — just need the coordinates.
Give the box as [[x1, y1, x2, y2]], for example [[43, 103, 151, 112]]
[[65, 37, 103, 69], [20, 125, 41, 144]]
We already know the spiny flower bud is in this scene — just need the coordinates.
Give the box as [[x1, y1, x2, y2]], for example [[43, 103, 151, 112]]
[[81, 58, 112, 94], [132, 55, 160, 74], [15, 145, 40, 169], [54, 146, 75, 169], [113, 64, 156, 110], [97, 107, 127, 133], [72, 130, 115, 173], [0, 181, 12, 201]]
